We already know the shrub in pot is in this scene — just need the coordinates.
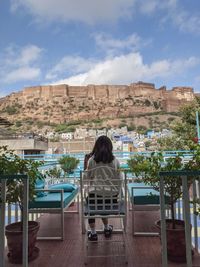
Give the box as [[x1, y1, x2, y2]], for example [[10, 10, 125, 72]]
[[0, 146, 43, 263], [127, 150, 200, 262], [46, 166, 62, 179], [58, 155, 79, 177]]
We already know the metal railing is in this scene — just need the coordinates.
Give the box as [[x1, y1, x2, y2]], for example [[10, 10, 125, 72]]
[[159, 170, 200, 267], [2, 159, 200, 267], [0, 175, 29, 267]]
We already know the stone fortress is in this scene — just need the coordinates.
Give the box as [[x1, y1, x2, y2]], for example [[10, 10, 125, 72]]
[[8, 81, 194, 103], [0, 82, 196, 124]]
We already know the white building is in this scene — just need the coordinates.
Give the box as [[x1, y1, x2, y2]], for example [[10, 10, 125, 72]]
[[61, 132, 74, 140], [88, 129, 96, 138], [96, 128, 107, 137], [46, 132, 55, 139], [74, 128, 88, 139]]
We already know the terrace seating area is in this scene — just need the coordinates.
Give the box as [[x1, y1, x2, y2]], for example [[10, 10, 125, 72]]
[[1, 163, 200, 266], [3, 203, 200, 267]]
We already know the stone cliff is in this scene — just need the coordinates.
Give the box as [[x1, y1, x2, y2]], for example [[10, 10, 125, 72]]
[[0, 82, 195, 126]]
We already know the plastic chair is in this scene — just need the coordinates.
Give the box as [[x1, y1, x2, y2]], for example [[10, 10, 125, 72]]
[[80, 166, 128, 264]]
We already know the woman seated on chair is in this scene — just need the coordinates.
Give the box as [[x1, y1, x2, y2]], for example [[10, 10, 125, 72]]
[[85, 135, 122, 241]]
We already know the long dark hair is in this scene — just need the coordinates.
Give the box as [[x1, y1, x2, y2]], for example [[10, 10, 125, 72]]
[[91, 135, 114, 164]]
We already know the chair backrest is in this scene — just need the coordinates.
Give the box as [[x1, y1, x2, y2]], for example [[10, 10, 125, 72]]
[[81, 166, 126, 216]]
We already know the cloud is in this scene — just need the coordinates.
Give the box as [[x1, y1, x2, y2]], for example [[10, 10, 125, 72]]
[[94, 33, 142, 55], [10, 0, 136, 25], [0, 44, 42, 84], [136, 0, 200, 35], [46, 56, 97, 80], [51, 53, 199, 86], [173, 11, 200, 35], [11, 0, 200, 35], [4, 67, 41, 83], [138, 0, 177, 14]]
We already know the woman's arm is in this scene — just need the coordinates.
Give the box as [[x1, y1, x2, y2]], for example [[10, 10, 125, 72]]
[[83, 157, 94, 180]]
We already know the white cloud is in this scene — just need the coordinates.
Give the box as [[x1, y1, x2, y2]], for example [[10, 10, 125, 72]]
[[138, 0, 177, 14], [10, 0, 135, 25], [94, 33, 141, 55], [4, 67, 41, 83], [18, 45, 42, 66], [51, 53, 199, 86], [137, 0, 200, 35], [173, 11, 200, 35], [46, 56, 97, 80], [0, 44, 42, 84], [10, 0, 200, 35]]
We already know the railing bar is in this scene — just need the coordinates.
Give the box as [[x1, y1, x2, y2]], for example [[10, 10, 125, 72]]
[[192, 180, 198, 250], [0, 179, 7, 267], [8, 204, 11, 225], [177, 198, 181, 220], [182, 175, 192, 267], [22, 178, 29, 267], [159, 176, 168, 267], [15, 203, 18, 222], [198, 178, 200, 201]]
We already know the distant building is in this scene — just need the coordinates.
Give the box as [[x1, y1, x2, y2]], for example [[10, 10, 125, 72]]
[[61, 132, 74, 140], [146, 130, 155, 139], [74, 128, 88, 139], [96, 128, 107, 137], [0, 133, 48, 156]]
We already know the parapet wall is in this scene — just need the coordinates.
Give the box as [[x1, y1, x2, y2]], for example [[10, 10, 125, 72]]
[[18, 82, 194, 103]]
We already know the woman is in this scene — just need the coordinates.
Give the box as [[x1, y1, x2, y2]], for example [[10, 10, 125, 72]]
[[85, 135, 122, 241]]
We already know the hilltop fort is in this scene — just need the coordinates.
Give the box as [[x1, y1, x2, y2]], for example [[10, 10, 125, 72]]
[[0, 82, 195, 127]]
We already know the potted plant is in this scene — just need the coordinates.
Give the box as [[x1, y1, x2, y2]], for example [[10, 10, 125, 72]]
[[58, 155, 79, 178], [0, 146, 43, 263], [127, 150, 199, 262], [46, 166, 62, 180]]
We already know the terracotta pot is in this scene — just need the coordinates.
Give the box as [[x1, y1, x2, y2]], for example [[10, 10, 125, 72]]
[[156, 219, 192, 263], [5, 221, 40, 264]]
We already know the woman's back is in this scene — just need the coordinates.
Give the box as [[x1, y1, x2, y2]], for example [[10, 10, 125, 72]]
[[86, 157, 122, 195]]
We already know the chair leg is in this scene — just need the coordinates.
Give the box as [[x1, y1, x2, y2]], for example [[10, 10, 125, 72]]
[[61, 208, 64, 240], [132, 206, 135, 236]]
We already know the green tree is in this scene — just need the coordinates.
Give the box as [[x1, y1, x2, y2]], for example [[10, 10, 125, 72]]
[[46, 167, 62, 179], [158, 96, 200, 150], [58, 155, 79, 177]]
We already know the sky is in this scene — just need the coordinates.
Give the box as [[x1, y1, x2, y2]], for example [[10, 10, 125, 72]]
[[1, 0, 200, 97]]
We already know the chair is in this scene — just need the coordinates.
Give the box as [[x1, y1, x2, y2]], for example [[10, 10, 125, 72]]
[[29, 182, 79, 240], [127, 181, 170, 236], [80, 166, 128, 264]]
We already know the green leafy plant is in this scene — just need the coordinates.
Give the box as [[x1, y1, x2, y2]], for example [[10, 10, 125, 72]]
[[46, 167, 62, 179], [127, 150, 200, 228], [0, 146, 43, 214], [58, 155, 79, 177]]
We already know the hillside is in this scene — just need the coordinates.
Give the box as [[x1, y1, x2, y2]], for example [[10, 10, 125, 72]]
[[0, 81, 195, 134]]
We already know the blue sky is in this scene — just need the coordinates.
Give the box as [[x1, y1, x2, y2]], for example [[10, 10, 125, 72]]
[[1, 0, 200, 97]]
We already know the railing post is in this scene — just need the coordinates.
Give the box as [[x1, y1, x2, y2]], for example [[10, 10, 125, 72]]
[[124, 172, 127, 232], [182, 175, 192, 267], [159, 176, 168, 267], [22, 177, 29, 267], [196, 111, 200, 144], [192, 180, 198, 250], [0, 179, 6, 267], [0, 175, 29, 267], [80, 171, 85, 234]]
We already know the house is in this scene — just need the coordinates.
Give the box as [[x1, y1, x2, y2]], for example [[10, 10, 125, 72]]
[[61, 132, 74, 140]]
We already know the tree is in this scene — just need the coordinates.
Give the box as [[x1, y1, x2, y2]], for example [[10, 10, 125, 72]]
[[58, 155, 79, 177], [158, 96, 200, 150]]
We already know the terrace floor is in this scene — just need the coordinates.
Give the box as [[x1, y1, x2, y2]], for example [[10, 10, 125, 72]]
[[5, 204, 200, 267]]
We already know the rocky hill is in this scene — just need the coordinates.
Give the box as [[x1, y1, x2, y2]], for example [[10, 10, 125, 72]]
[[0, 81, 196, 133]]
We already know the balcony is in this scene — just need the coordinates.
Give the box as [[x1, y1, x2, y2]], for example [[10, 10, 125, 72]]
[[1, 154, 200, 267]]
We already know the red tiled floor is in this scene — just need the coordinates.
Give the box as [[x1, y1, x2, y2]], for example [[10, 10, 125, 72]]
[[4, 205, 200, 267]]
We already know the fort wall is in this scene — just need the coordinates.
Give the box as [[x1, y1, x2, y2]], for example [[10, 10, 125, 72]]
[[16, 82, 195, 103]]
